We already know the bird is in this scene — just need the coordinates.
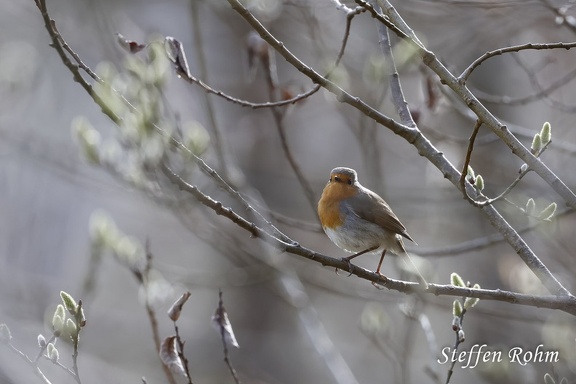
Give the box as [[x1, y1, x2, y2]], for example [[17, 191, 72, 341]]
[[317, 167, 428, 288]]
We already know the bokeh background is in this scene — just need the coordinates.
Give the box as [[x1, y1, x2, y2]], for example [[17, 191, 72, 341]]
[[2, 1, 576, 383]]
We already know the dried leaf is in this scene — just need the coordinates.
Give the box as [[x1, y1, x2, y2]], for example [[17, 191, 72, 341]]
[[159, 336, 187, 377], [168, 291, 191, 322], [164, 36, 191, 78], [212, 304, 239, 348], [116, 33, 146, 54]]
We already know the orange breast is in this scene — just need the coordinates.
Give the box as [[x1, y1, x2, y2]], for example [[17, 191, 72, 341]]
[[317, 183, 356, 229]]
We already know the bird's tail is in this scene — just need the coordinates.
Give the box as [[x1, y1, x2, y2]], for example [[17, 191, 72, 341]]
[[400, 252, 429, 289]]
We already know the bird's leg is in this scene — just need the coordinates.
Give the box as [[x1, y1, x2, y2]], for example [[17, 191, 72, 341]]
[[336, 245, 379, 276], [371, 249, 388, 288], [375, 249, 386, 275], [343, 245, 379, 262]]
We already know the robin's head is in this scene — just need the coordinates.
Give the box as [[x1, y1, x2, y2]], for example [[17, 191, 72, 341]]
[[320, 167, 360, 203], [328, 167, 358, 187]]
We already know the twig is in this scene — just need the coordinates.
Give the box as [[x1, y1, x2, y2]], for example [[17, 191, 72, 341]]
[[336, 7, 366, 67], [173, 54, 320, 109], [374, 1, 416, 128], [445, 298, 468, 384], [70, 301, 83, 384], [173, 322, 194, 384], [7, 342, 53, 384], [329, 0, 357, 13], [216, 290, 241, 384], [459, 120, 483, 206], [460, 120, 552, 208], [460, 41, 576, 82], [33, 334, 56, 364]]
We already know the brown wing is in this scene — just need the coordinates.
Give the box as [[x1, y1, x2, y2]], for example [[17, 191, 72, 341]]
[[345, 188, 415, 243]]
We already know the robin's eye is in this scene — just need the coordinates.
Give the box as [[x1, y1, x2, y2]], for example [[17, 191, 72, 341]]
[[347, 179, 352, 185], [334, 176, 341, 183]]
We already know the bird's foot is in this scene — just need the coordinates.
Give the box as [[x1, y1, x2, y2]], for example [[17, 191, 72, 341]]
[[335, 256, 355, 276], [371, 272, 388, 289]]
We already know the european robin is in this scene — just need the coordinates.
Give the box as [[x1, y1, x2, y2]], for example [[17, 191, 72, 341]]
[[317, 167, 428, 288]]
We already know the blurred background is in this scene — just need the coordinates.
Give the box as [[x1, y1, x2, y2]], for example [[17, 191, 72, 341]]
[[1, 0, 576, 383]]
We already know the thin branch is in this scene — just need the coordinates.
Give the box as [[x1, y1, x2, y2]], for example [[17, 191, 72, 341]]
[[374, 2, 415, 127], [53, 360, 78, 378], [173, 322, 194, 384], [33, 334, 56, 364], [461, 128, 551, 208], [336, 7, 366, 67], [70, 301, 83, 384], [445, 307, 467, 384], [34, 0, 120, 125], [173, 54, 320, 109], [459, 120, 483, 206], [7, 342, 53, 384], [216, 290, 241, 384], [459, 41, 576, 82], [329, 0, 357, 13]]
